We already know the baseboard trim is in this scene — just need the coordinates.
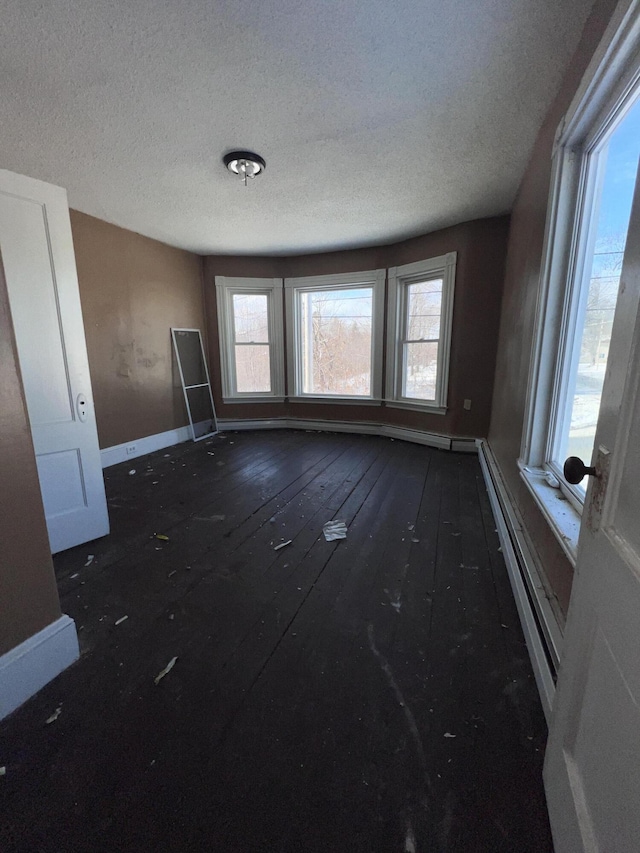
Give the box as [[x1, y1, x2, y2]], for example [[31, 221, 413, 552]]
[[451, 437, 482, 453], [217, 417, 481, 453], [0, 615, 79, 721], [478, 440, 563, 724], [101, 422, 212, 468]]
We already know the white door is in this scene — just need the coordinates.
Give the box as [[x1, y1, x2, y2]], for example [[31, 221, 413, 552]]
[[0, 170, 109, 553], [544, 170, 640, 850]]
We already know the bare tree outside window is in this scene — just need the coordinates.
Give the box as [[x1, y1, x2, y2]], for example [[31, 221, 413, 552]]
[[232, 293, 271, 393], [300, 288, 372, 395]]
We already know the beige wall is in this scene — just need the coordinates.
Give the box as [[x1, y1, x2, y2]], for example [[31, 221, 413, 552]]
[[488, 0, 619, 617], [0, 253, 62, 656], [204, 215, 510, 439], [70, 211, 206, 449]]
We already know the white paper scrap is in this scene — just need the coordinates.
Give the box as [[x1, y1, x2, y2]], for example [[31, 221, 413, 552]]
[[323, 520, 348, 542]]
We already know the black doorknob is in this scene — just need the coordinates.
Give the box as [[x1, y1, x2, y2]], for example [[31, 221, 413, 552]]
[[563, 456, 598, 485]]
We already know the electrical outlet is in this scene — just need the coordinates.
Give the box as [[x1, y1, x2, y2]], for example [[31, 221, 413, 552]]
[[463, 399, 472, 410], [125, 444, 137, 456]]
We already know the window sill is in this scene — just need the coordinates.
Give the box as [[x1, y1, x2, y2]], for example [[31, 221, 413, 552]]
[[384, 400, 447, 416], [289, 396, 382, 407], [518, 461, 580, 566], [222, 396, 286, 404]]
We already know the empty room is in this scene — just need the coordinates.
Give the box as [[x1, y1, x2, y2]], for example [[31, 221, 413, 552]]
[[1, 0, 640, 850]]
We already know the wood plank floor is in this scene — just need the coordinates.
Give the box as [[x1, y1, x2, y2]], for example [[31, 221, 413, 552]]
[[0, 431, 553, 852]]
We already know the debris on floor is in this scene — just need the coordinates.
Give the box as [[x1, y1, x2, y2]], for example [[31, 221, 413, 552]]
[[114, 615, 129, 626], [0, 766, 5, 776], [274, 540, 292, 551], [45, 706, 62, 725], [128, 469, 136, 475], [84, 555, 95, 567], [167, 570, 177, 578], [154, 656, 178, 685], [154, 534, 169, 541], [323, 520, 348, 541], [444, 732, 456, 738], [70, 572, 79, 579]]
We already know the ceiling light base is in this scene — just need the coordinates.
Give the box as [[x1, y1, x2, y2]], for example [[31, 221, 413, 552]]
[[223, 150, 266, 185]]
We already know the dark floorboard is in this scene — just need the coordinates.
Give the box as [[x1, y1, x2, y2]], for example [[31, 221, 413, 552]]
[[0, 430, 552, 852]]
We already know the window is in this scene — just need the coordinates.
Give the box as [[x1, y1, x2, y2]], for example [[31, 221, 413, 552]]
[[385, 254, 456, 411], [521, 18, 640, 560], [215, 277, 285, 401], [552, 97, 640, 489], [285, 270, 385, 402]]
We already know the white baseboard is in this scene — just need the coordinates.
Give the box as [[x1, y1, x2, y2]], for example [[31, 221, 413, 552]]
[[452, 437, 482, 453], [101, 422, 217, 468], [478, 440, 563, 724], [0, 615, 79, 721], [216, 417, 479, 452]]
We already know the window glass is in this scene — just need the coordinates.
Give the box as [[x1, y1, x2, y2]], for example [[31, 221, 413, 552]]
[[403, 340, 439, 400], [232, 293, 269, 343], [401, 278, 443, 401], [406, 279, 442, 341], [235, 344, 271, 393], [232, 292, 271, 393], [556, 96, 640, 484], [299, 287, 373, 396]]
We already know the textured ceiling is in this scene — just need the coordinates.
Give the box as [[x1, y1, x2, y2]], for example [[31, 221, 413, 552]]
[[0, 0, 594, 255]]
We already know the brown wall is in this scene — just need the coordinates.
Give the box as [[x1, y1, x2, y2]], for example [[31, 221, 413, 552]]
[[204, 215, 510, 439], [488, 0, 619, 617], [70, 211, 206, 449], [0, 254, 62, 656]]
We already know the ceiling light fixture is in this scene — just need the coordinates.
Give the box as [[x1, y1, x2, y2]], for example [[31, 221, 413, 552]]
[[223, 150, 266, 186]]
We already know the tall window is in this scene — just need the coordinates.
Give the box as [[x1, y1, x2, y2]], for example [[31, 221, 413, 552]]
[[232, 293, 271, 393], [386, 254, 457, 411], [552, 96, 640, 492], [520, 27, 640, 560], [522, 83, 640, 515], [215, 277, 285, 402], [285, 271, 385, 402]]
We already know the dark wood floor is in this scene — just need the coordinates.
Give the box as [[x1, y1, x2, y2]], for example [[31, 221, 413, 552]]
[[0, 430, 552, 852]]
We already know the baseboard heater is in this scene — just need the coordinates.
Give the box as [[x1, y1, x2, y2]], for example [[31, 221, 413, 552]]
[[216, 417, 479, 453], [478, 440, 562, 724]]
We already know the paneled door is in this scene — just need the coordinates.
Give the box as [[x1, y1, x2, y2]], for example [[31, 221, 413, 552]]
[[544, 167, 640, 850], [0, 170, 108, 553]]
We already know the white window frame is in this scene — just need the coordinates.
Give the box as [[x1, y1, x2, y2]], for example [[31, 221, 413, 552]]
[[284, 270, 385, 404], [215, 276, 285, 402], [385, 253, 456, 413], [519, 0, 640, 563]]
